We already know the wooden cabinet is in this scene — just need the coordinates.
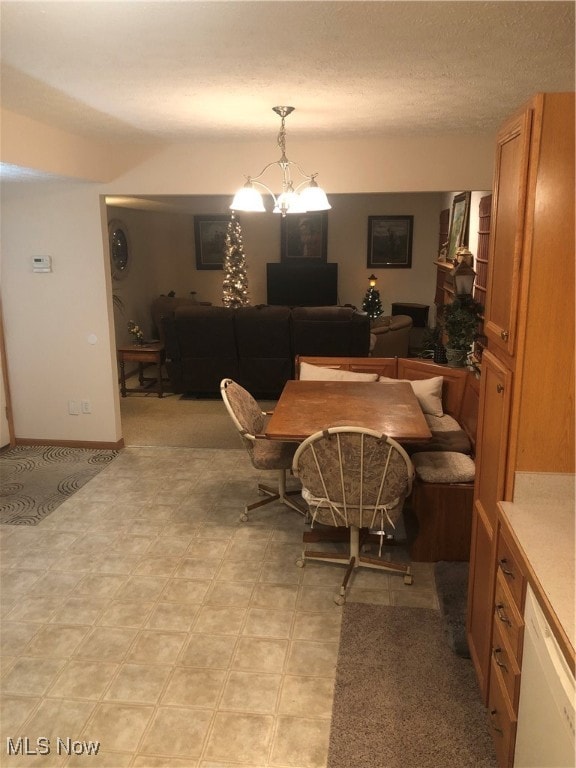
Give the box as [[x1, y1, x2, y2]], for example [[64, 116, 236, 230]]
[[488, 517, 527, 768], [467, 349, 512, 690], [483, 108, 532, 359], [466, 92, 575, 763]]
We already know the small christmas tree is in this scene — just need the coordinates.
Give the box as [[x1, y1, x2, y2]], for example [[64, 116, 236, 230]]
[[362, 274, 383, 319], [222, 213, 250, 308]]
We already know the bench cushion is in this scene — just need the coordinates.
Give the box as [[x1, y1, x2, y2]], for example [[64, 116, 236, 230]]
[[412, 452, 476, 484], [408, 430, 472, 456], [424, 414, 461, 432]]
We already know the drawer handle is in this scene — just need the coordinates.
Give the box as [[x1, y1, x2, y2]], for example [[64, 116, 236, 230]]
[[498, 558, 515, 578], [496, 383, 504, 394], [493, 647, 508, 673], [490, 709, 503, 735], [496, 603, 512, 626], [501, 330, 509, 341]]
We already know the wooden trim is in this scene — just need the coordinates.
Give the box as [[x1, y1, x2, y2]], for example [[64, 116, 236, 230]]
[[15, 437, 124, 450], [295, 355, 398, 379], [0, 298, 15, 448]]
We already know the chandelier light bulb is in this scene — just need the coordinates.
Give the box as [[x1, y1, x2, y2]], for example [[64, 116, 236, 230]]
[[230, 107, 331, 217]]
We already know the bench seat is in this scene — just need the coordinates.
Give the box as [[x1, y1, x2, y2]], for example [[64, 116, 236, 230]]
[[296, 356, 480, 562], [412, 451, 476, 484]]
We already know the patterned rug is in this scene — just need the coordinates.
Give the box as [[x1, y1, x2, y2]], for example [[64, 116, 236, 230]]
[[0, 445, 118, 525]]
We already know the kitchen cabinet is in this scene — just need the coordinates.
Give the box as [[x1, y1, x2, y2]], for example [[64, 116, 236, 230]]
[[491, 494, 575, 768], [467, 349, 512, 691], [466, 90, 575, 752], [488, 520, 527, 768]]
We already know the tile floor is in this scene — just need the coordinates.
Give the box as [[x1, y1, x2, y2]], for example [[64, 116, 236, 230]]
[[0, 447, 439, 768]]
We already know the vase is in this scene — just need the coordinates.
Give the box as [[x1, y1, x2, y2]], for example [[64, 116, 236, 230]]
[[445, 347, 467, 368], [433, 344, 447, 365]]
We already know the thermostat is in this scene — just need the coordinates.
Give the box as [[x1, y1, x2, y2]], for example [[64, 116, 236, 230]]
[[32, 255, 52, 273]]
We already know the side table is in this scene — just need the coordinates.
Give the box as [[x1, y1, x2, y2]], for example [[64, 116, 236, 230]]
[[118, 342, 167, 398]]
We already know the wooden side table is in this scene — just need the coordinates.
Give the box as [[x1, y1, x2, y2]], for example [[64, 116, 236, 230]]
[[118, 342, 167, 398]]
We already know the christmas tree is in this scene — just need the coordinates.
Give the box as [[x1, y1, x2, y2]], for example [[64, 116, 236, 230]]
[[362, 274, 383, 319], [222, 213, 250, 308]]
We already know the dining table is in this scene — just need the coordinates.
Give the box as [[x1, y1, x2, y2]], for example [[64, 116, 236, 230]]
[[264, 379, 432, 443]]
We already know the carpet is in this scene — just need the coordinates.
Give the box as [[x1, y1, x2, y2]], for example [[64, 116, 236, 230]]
[[434, 560, 471, 658], [328, 604, 496, 768], [0, 445, 118, 525], [119, 389, 276, 449]]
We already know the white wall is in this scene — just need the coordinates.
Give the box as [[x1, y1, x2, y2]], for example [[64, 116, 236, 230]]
[[2, 182, 121, 445], [1, 129, 496, 445]]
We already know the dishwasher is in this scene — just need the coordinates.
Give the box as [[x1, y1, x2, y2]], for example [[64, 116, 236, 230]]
[[514, 585, 575, 767]]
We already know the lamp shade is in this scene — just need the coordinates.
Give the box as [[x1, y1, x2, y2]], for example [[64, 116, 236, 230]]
[[230, 185, 266, 212], [273, 190, 306, 215], [299, 183, 332, 211]]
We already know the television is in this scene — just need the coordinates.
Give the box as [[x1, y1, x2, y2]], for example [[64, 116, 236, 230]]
[[266, 262, 338, 306]]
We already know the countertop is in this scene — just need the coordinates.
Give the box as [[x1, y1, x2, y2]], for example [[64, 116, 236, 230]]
[[499, 472, 575, 661]]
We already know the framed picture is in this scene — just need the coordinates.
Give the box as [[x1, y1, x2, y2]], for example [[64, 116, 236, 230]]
[[366, 215, 413, 269], [446, 192, 471, 262], [280, 211, 328, 261], [194, 215, 232, 270]]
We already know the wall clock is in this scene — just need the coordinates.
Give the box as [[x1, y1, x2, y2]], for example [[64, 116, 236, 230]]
[[108, 220, 130, 280]]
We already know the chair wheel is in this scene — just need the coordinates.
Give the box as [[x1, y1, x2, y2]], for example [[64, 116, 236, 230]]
[[295, 558, 305, 568], [240, 512, 249, 523], [334, 593, 346, 606], [404, 574, 413, 585]]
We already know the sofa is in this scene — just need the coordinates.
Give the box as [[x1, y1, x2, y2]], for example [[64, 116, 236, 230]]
[[151, 294, 211, 341], [369, 314, 413, 357], [160, 304, 370, 397]]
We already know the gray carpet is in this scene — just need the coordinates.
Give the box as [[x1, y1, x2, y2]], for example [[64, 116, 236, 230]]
[[119, 390, 276, 449], [0, 445, 118, 525], [434, 560, 471, 658], [328, 604, 496, 768]]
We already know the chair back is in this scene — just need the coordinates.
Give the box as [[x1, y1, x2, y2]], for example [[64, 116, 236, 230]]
[[293, 426, 414, 531], [220, 378, 265, 457]]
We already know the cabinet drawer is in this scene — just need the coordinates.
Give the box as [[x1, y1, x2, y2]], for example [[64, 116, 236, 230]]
[[491, 618, 522, 710], [494, 574, 524, 659], [488, 658, 517, 768], [496, 531, 525, 610]]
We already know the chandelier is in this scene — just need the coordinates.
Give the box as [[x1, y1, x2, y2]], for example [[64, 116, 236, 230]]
[[230, 106, 331, 217]]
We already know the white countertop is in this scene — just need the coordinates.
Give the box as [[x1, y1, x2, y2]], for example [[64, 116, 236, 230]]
[[499, 472, 575, 657]]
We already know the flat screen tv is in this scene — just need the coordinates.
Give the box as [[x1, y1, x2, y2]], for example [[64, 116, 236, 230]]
[[267, 262, 338, 306]]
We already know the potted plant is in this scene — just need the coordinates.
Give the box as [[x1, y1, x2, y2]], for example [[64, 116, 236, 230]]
[[439, 296, 483, 367]]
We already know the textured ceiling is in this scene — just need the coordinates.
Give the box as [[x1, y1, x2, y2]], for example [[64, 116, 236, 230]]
[[1, 0, 574, 150]]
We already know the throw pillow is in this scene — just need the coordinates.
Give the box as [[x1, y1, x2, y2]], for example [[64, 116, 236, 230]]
[[379, 375, 444, 416], [300, 361, 379, 382]]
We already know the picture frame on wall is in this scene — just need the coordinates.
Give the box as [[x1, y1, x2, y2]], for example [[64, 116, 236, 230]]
[[366, 215, 414, 269], [446, 192, 471, 262], [194, 215, 232, 270], [280, 211, 328, 262]]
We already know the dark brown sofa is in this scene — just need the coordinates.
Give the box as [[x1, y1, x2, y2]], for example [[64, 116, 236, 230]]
[[160, 304, 370, 397]]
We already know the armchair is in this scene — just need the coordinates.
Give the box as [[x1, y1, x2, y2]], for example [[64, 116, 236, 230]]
[[370, 314, 413, 357]]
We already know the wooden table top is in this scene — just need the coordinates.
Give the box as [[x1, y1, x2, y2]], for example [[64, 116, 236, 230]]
[[265, 379, 432, 443], [117, 342, 164, 354]]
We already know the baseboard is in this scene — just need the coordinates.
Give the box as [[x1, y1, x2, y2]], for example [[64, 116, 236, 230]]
[[14, 437, 125, 450]]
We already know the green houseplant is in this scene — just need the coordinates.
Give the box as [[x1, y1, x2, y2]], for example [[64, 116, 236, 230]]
[[439, 296, 483, 367]]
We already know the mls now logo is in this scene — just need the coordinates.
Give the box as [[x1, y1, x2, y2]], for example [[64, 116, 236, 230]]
[[7, 737, 100, 756]]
